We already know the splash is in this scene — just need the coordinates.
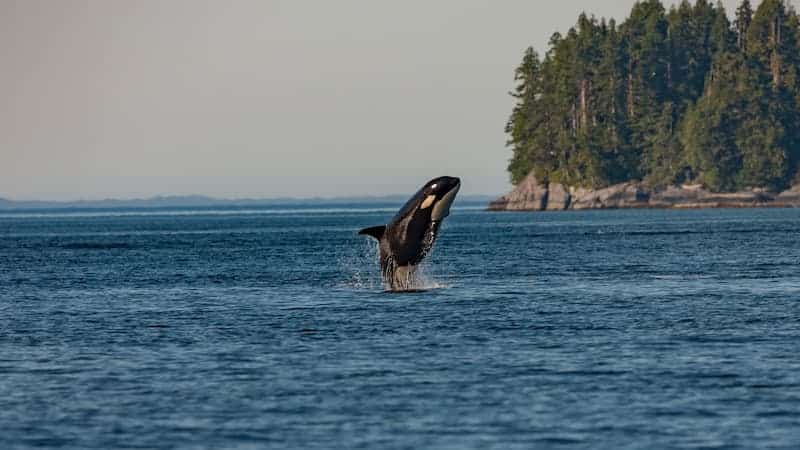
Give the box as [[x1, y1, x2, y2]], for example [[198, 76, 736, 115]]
[[339, 238, 449, 292], [381, 259, 449, 292], [392, 263, 449, 292], [337, 238, 382, 291]]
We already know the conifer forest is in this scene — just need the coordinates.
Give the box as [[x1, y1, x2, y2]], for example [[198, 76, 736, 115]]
[[506, 0, 800, 192]]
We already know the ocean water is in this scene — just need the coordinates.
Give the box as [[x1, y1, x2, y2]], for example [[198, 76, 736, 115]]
[[1, 203, 799, 449]]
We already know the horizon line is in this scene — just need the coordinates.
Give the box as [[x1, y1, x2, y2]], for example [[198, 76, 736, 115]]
[[0, 192, 497, 205]]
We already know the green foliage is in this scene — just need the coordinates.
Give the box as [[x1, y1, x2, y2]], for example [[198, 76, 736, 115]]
[[506, 0, 800, 192]]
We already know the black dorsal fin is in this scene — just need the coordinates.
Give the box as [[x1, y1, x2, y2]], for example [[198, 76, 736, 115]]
[[358, 225, 386, 240]]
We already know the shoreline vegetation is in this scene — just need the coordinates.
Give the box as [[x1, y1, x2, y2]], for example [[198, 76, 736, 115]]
[[492, 0, 800, 211]]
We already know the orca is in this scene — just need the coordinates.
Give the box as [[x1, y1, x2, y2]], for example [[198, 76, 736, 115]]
[[359, 176, 460, 291]]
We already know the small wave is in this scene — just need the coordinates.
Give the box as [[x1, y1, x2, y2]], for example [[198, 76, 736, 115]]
[[60, 242, 133, 250], [651, 274, 714, 280], [586, 228, 796, 237]]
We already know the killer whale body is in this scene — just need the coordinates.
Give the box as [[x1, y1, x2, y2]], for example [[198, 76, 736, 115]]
[[359, 176, 460, 291]]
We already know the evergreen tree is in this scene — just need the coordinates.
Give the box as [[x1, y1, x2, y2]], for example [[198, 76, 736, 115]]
[[594, 18, 635, 184], [642, 102, 683, 186], [735, 0, 753, 50], [710, 2, 734, 56], [746, 0, 797, 89], [681, 52, 745, 191], [506, 47, 543, 184]]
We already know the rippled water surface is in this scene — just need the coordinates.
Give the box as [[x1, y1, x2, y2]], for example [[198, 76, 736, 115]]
[[1, 204, 799, 449]]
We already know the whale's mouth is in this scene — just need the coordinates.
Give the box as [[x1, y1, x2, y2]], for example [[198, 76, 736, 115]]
[[431, 180, 460, 222]]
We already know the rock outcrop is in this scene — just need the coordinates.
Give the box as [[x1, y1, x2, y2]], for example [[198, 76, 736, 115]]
[[571, 183, 649, 210], [487, 173, 549, 211], [546, 183, 571, 211], [637, 184, 774, 208], [488, 176, 800, 211], [775, 185, 800, 206]]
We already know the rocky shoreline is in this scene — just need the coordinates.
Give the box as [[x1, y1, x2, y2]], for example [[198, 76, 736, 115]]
[[488, 173, 800, 211]]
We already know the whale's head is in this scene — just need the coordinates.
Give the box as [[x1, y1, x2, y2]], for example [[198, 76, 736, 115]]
[[417, 176, 461, 221], [388, 176, 461, 226]]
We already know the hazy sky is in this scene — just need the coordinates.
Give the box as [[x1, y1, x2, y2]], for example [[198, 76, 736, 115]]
[[0, 0, 781, 200]]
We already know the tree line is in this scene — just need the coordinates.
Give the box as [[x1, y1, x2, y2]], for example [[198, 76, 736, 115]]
[[506, 0, 800, 192]]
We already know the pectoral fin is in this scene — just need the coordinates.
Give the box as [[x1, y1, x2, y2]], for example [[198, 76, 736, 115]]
[[358, 225, 386, 240]]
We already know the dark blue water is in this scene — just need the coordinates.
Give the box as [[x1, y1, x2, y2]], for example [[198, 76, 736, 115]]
[[1, 204, 799, 449]]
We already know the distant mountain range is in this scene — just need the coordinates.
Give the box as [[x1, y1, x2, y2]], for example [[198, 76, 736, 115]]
[[0, 194, 494, 210]]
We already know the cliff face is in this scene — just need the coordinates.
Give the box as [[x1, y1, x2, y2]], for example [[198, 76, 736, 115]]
[[488, 173, 800, 211]]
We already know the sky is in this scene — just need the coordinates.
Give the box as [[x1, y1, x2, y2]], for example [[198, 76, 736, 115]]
[[0, 0, 782, 200]]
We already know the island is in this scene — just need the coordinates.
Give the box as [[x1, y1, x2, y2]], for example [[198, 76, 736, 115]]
[[491, 0, 800, 211]]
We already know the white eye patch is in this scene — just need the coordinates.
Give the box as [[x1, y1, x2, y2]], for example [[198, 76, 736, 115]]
[[420, 194, 436, 210]]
